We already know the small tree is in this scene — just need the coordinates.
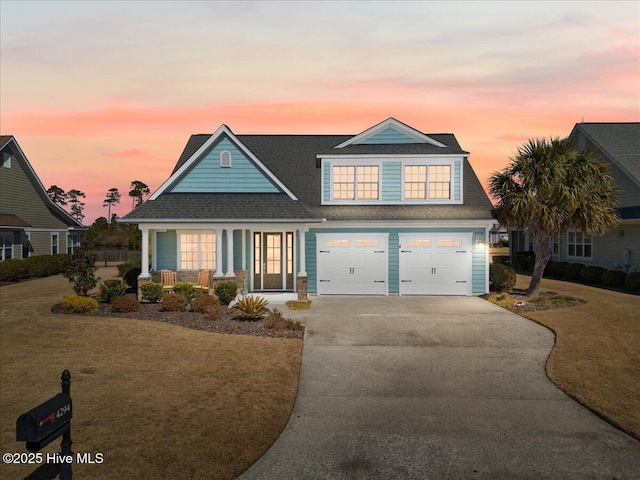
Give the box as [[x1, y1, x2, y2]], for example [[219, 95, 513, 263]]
[[128, 180, 150, 209], [63, 250, 98, 296], [489, 137, 619, 297], [103, 187, 121, 222], [67, 189, 86, 222], [47, 185, 68, 206]]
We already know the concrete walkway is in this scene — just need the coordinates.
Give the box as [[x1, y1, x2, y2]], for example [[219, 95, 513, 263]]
[[241, 296, 640, 479]]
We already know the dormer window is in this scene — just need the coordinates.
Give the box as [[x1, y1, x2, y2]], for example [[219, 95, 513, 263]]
[[332, 165, 379, 200], [404, 164, 451, 200], [220, 151, 231, 168]]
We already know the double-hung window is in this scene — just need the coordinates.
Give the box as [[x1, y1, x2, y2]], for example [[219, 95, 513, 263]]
[[51, 233, 58, 255], [567, 231, 592, 258], [404, 165, 451, 199], [179, 232, 216, 270], [0, 232, 13, 260], [332, 165, 379, 200]]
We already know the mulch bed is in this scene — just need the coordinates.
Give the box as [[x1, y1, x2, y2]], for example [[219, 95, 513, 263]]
[[481, 289, 586, 313], [51, 301, 304, 339]]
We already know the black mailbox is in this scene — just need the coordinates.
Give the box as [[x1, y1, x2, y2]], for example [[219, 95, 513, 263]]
[[16, 393, 72, 452]]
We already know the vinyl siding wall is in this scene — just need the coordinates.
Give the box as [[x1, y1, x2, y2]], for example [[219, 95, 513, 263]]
[[170, 138, 280, 193]]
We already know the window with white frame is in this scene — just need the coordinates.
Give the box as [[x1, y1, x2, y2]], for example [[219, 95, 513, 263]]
[[51, 233, 59, 255], [404, 165, 451, 199], [428, 165, 451, 199], [332, 165, 379, 200], [567, 231, 592, 258], [2, 151, 11, 168], [179, 232, 216, 270], [22, 232, 31, 259], [67, 232, 81, 254], [1, 232, 13, 260]]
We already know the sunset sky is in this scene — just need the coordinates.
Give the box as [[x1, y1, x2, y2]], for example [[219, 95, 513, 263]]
[[1, 0, 638, 224]]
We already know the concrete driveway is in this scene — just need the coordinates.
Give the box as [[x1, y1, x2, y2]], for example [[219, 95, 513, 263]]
[[241, 296, 640, 479]]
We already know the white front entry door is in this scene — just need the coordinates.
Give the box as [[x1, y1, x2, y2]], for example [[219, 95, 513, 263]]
[[399, 233, 472, 296], [316, 233, 388, 295]]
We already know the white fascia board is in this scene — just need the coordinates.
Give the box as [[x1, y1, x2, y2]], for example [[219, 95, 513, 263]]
[[126, 218, 324, 226], [149, 125, 298, 201], [311, 220, 493, 229], [138, 221, 324, 231], [334, 118, 448, 148], [318, 154, 464, 161]]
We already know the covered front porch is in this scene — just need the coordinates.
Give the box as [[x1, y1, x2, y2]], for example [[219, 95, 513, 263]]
[[137, 223, 310, 298]]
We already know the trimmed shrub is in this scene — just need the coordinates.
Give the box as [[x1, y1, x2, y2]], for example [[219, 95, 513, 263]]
[[208, 302, 225, 321], [511, 251, 535, 272], [140, 282, 164, 303], [215, 281, 239, 305], [492, 255, 511, 266], [123, 267, 141, 289], [24, 254, 69, 277], [64, 250, 98, 296], [547, 261, 569, 278], [489, 264, 516, 292], [61, 295, 98, 314], [601, 270, 627, 288], [190, 294, 219, 313], [0, 259, 29, 281], [172, 282, 197, 302], [160, 293, 187, 312], [564, 263, 585, 281], [110, 295, 140, 313], [579, 266, 606, 285], [235, 295, 269, 319], [117, 260, 140, 277], [99, 279, 128, 303], [625, 272, 640, 292]]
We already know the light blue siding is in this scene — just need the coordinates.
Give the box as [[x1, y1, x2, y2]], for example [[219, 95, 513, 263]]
[[358, 127, 419, 144], [453, 161, 461, 201], [233, 230, 242, 270], [171, 137, 280, 193], [382, 162, 402, 201], [156, 231, 177, 270], [306, 227, 488, 294], [323, 161, 331, 202]]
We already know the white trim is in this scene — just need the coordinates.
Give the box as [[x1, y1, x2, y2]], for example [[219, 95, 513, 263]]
[[329, 161, 382, 203], [566, 230, 594, 260], [51, 232, 59, 255], [128, 219, 322, 226], [149, 125, 298, 201], [334, 118, 448, 148], [312, 220, 493, 229], [176, 230, 217, 271]]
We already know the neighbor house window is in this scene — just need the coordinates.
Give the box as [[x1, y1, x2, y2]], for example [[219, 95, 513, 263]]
[[51, 233, 58, 255], [2, 151, 11, 168], [428, 165, 451, 199], [22, 232, 31, 259], [567, 231, 592, 258], [332, 165, 379, 200], [67, 232, 81, 254], [179, 232, 215, 270], [1, 232, 13, 260]]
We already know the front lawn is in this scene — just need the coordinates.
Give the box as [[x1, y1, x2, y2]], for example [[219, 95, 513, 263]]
[[0, 269, 302, 479], [513, 275, 640, 440]]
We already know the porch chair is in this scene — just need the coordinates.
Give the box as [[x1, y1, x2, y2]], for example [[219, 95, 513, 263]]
[[195, 269, 211, 294], [161, 270, 177, 294]]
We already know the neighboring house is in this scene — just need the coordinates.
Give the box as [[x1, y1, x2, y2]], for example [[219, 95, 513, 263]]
[[489, 223, 509, 244], [0, 136, 85, 260], [510, 122, 640, 273], [123, 118, 494, 297]]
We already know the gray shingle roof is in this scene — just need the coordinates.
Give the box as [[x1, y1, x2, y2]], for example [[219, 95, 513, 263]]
[[126, 129, 493, 223], [573, 123, 640, 185]]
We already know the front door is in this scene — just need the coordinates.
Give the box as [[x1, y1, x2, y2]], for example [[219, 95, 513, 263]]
[[253, 232, 295, 291]]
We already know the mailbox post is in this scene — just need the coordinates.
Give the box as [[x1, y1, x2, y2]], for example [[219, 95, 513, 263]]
[[16, 370, 73, 480]]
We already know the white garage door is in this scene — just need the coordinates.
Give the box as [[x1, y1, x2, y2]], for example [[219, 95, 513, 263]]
[[399, 233, 472, 296], [316, 233, 388, 295]]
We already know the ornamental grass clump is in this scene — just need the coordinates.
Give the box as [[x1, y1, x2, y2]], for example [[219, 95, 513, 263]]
[[160, 293, 187, 312], [111, 295, 140, 313], [234, 295, 269, 320], [99, 279, 128, 303], [61, 295, 99, 314], [140, 282, 164, 303]]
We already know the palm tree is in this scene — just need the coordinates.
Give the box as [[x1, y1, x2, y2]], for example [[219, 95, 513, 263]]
[[103, 187, 121, 223], [489, 137, 619, 297]]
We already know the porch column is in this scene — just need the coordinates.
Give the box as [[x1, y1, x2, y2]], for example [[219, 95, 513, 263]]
[[215, 228, 223, 276], [297, 228, 306, 276], [225, 228, 235, 277], [140, 226, 150, 277]]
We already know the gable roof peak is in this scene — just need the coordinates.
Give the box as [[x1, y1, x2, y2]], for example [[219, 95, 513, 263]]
[[334, 117, 449, 149]]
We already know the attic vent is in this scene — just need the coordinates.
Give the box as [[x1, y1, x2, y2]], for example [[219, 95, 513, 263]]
[[220, 151, 232, 168]]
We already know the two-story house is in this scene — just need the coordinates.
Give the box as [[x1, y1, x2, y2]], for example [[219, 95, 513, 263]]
[[0, 136, 84, 261], [510, 123, 640, 273], [123, 118, 494, 298]]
